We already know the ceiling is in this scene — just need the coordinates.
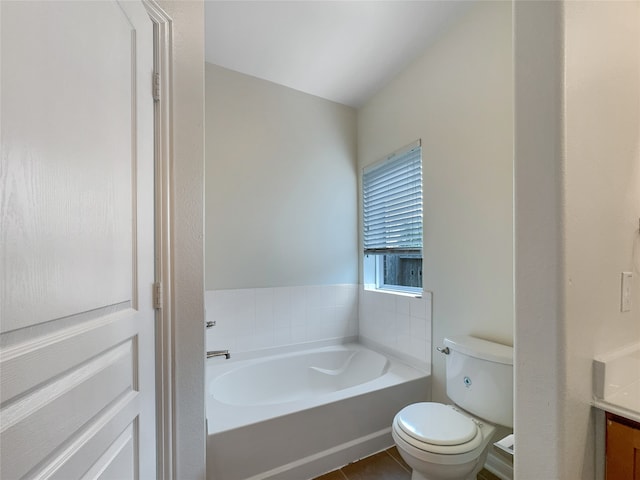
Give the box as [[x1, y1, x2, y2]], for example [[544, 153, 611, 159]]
[[204, 1, 473, 108]]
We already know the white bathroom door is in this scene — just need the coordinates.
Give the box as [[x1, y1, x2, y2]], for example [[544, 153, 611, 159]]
[[1, 1, 157, 478]]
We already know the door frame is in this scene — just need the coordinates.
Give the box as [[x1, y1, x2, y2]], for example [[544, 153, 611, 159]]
[[141, 2, 175, 478]]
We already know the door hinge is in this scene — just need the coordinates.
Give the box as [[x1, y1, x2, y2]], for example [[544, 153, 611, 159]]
[[153, 72, 160, 102], [153, 282, 163, 310]]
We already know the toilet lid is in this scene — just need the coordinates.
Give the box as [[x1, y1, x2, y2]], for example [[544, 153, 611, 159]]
[[395, 403, 478, 446]]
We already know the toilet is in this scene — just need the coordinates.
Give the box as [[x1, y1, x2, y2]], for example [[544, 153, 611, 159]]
[[392, 335, 513, 480]]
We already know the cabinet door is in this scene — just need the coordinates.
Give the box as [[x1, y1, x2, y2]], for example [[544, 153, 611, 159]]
[[607, 415, 640, 480]]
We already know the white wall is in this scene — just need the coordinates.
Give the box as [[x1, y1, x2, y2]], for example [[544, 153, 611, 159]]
[[156, 1, 206, 478], [514, 2, 640, 479], [205, 63, 358, 290], [563, 1, 640, 478], [357, 1, 513, 403], [513, 2, 564, 477]]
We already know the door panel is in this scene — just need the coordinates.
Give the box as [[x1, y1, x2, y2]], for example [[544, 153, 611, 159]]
[[1, 312, 139, 404], [1, 1, 156, 478], [81, 425, 136, 480], [1, 342, 135, 479], [1, 1, 136, 332], [37, 392, 138, 480]]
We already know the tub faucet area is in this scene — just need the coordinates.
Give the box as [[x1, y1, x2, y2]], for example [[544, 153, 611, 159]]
[[207, 349, 231, 360]]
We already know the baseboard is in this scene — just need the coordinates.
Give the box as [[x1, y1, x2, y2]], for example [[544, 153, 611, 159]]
[[250, 428, 393, 480], [485, 450, 514, 480], [241, 429, 512, 480]]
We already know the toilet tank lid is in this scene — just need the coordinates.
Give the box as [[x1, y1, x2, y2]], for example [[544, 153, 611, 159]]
[[444, 335, 513, 365]]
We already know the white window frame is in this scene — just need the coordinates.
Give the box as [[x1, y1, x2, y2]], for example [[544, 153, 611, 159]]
[[362, 140, 423, 296], [375, 254, 422, 295]]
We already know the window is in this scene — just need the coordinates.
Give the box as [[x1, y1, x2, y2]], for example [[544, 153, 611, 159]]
[[363, 141, 423, 294]]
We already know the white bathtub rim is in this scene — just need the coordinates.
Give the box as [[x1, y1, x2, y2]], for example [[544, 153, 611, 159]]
[[210, 346, 391, 407], [207, 336, 431, 372], [206, 342, 428, 435], [207, 336, 358, 364], [206, 341, 427, 381]]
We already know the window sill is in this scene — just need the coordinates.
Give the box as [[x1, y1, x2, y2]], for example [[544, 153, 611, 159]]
[[363, 285, 422, 298]]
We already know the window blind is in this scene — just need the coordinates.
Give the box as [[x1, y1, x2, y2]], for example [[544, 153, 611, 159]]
[[363, 142, 422, 255]]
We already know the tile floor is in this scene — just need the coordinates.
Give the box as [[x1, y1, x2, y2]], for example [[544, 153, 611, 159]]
[[312, 447, 501, 480]]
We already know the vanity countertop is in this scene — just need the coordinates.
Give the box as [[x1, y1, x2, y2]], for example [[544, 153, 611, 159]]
[[592, 342, 640, 424], [592, 381, 640, 424]]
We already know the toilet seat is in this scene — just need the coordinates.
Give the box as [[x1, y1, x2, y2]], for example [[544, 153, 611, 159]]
[[393, 403, 483, 456]]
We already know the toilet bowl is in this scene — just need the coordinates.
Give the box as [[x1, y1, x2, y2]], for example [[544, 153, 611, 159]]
[[392, 336, 513, 480], [392, 402, 495, 480]]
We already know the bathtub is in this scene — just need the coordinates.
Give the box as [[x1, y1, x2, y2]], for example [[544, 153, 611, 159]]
[[206, 343, 429, 480]]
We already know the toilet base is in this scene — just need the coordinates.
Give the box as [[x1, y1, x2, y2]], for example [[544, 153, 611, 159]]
[[394, 428, 490, 480], [408, 464, 483, 480], [402, 459, 482, 480]]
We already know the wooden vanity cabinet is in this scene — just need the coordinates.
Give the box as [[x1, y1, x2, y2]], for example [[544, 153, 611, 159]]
[[606, 412, 640, 479]]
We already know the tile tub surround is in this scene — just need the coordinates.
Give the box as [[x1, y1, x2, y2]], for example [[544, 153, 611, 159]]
[[206, 284, 359, 353], [359, 289, 432, 367], [206, 284, 432, 367]]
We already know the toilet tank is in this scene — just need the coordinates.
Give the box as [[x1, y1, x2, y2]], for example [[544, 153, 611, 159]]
[[443, 335, 513, 428]]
